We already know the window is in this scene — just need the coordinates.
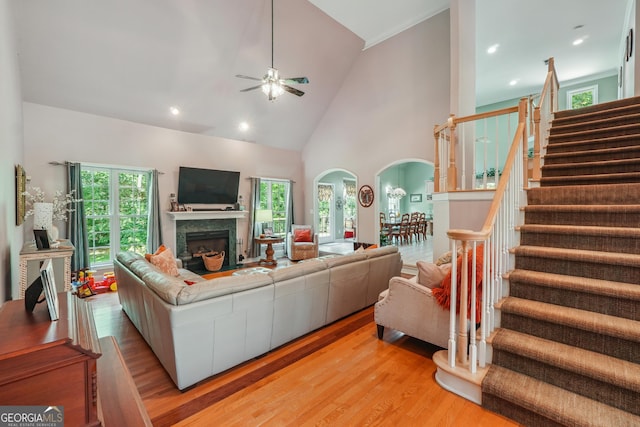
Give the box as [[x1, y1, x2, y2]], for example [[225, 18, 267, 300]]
[[81, 166, 149, 266], [567, 85, 598, 109], [258, 179, 290, 237]]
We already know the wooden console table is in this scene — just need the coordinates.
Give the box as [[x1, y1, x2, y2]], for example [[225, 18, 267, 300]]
[[19, 239, 74, 299]]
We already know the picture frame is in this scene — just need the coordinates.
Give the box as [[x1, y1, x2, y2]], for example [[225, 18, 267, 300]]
[[263, 227, 273, 236], [410, 193, 422, 203], [15, 164, 26, 226], [33, 229, 50, 250], [358, 185, 374, 208]]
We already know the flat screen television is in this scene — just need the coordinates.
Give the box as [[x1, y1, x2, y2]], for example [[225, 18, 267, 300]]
[[177, 167, 240, 205]]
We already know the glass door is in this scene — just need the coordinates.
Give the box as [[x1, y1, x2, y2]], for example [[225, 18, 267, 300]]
[[317, 183, 334, 244]]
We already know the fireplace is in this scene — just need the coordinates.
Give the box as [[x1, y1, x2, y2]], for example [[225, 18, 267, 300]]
[[183, 230, 229, 272], [175, 218, 237, 273]]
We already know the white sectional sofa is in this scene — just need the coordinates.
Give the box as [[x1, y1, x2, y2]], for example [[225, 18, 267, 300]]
[[114, 245, 402, 390]]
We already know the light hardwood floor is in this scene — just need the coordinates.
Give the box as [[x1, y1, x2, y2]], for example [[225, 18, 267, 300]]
[[90, 291, 519, 426]]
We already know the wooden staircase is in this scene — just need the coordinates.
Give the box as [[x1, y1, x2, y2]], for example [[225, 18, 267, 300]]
[[481, 97, 640, 426]]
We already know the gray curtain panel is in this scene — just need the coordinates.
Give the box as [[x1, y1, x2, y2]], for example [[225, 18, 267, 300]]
[[146, 169, 163, 252], [247, 177, 261, 258], [284, 180, 294, 256], [67, 162, 89, 271]]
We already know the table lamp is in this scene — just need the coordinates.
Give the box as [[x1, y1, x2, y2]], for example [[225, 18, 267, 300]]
[[255, 209, 273, 237]]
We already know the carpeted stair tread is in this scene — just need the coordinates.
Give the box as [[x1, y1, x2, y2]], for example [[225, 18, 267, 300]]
[[519, 224, 640, 254], [546, 122, 640, 143], [499, 297, 640, 343], [526, 182, 640, 205], [546, 133, 640, 153], [492, 329, 640, 394], [482, 365, 640, 427], [554, 97, 640, 120], [515, 245, 640, 266], [519, 223, 640, 239], [550, 112, 640, 134], [508, 269, 640, 301], [542, 157, 640, 171], [539, 171, 640, 186], [544, 144, 640, 164]]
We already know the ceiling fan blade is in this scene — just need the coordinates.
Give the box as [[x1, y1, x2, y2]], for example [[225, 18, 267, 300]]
[[283, 77, 309, 84], [240, 85, 263, 92], [236, 74, 263, 82], [283, 85, 304, 97]]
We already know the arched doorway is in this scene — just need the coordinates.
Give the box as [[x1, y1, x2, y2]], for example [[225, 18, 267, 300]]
[[377, 160, 434, 265], [314, 169, 357, 245]]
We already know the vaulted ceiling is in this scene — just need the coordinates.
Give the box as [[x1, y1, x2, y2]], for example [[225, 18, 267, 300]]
[[12, 0, 628, 151]]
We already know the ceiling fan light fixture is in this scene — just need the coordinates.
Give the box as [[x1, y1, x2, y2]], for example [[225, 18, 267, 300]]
[[261, 67, 285, 100]]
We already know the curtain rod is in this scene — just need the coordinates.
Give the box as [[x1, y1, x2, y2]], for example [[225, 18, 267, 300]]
[[246, 175, 295, 183], [49, 161, 164, 174]]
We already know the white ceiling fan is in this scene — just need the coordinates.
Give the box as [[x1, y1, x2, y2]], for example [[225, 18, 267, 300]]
[[236, 0, 309, 101]]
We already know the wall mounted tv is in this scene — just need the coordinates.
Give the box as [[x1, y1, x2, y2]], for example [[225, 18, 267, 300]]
[[177, 167, 240, 205]]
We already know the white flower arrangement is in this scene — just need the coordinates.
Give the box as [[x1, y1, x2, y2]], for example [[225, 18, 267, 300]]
[[22, 186, 82, 221]]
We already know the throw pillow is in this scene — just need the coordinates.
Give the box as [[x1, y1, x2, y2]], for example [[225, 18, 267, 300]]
[[150, 246, 179, 277], [416, 261, 449, 289], [432, 244, 484, 322], [145, 244, 166, 262], [365, 244, 378, 250], [293, 228, 313, 242]]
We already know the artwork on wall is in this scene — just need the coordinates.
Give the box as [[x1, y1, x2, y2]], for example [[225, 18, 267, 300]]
[[15, 164, 26, 226], [358, 185, 374, 208], [410, 194, 422, 203]]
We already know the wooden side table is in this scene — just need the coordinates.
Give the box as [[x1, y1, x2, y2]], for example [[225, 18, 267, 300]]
[[19, 239, 75, 299], [255, 236, 284, 265]]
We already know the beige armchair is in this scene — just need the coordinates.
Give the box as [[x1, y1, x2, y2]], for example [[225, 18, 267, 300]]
[[374, 275, 450, 348], [287, 225, 319, 261]]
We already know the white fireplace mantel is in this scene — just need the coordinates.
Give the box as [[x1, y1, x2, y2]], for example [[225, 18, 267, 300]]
[[167, 210, 249, 221]]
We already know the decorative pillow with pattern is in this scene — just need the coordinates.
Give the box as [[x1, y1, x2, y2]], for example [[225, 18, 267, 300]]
[[145, 244, 166, 262], [149, 246, 179, 277]]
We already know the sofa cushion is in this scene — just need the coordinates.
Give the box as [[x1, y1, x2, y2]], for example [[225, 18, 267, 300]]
[[176, 274, 274, 305], [269, 259, 327, 282], [128, 259, 185, 305], [322, 252, 367, 268], [116, 251, 145, 268], [416, 261, 450, 289], [363, 245, 398, 259]]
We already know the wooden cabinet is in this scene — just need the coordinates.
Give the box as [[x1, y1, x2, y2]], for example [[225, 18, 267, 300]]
[[0, 293, 101, 426]]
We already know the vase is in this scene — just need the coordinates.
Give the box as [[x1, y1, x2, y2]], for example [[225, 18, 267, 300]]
[[33, 202, 53, 232], [49, 224, 60, 241]]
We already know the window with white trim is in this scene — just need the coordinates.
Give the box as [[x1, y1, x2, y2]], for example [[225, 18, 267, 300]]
[[81, 166, 149, 266], [567, 85, 598, 109]]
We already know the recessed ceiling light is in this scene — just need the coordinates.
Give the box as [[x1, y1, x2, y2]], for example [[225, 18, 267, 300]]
[[169, 106, 180, 116], [239, 121, 250, 132], [573, 38, 584, 46], [487, 44, 499, 54], [509, 79, 518, 86]]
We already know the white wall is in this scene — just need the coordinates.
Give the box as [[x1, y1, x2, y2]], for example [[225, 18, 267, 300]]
[[302, 10, 451, 245], [0, 0, 24, 302], [22, 103, 304, 259]]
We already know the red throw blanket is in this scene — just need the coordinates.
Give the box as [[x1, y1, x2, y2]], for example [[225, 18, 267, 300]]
[[432, 244, 484, 323]]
